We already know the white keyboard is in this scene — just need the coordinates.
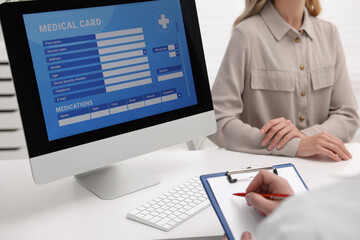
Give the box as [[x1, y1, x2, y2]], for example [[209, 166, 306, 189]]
[[127, 177, 210, 231]]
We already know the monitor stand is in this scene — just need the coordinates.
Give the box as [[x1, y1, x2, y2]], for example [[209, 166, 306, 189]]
[[75, 163, 160, 200]]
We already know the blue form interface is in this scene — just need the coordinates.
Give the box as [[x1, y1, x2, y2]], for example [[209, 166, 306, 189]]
[[23, 0, 198, 141]]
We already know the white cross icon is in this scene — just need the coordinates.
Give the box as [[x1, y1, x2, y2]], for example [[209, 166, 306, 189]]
[[158, 14, 170, 29]]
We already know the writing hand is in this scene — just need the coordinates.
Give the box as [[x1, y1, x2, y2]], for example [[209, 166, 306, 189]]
[[245, 170, 294, 216]]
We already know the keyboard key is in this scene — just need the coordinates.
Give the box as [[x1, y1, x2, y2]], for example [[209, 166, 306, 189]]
[[156, 208, 164, 213], [168, 214, 176, 219], [147, 207, 155, 212], [179, 208, 187, 213], [129, 209, 139, 215], [169, 220, 177, 226], [150, 216, 161, 223], [173, 211, 181, 216], [156, 217, 171, 226], [150, 211, 159, 216], [186, 200, 210, 216], [143, 215, 153, 221], [163, 224, 172, 230]]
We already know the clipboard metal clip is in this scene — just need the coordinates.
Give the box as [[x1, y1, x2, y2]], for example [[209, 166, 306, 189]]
[[226, 166, 278, 183]]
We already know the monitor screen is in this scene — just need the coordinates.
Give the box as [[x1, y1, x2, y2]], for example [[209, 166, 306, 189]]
[[1, 0, 213, 158], [22, 0, 198, 141]]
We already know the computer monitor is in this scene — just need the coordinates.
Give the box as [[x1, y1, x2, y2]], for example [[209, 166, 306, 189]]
[[0, 0, 215, 199]]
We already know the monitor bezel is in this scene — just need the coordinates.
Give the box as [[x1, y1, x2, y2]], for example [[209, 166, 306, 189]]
[[0, 0, 213, 158]]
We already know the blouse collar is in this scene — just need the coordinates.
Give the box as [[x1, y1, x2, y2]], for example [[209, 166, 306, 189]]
[[260, 0, 315, 41]]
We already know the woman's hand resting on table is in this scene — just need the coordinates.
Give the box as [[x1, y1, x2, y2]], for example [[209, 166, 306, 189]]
[[296, 132, 352, 161], [260, 118, 352, 161]]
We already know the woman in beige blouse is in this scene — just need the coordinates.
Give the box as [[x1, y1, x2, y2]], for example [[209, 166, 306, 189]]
[[209, 0, 359, 161]]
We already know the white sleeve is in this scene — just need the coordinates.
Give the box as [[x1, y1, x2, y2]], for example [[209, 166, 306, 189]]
[[255, 177, 360, 240]]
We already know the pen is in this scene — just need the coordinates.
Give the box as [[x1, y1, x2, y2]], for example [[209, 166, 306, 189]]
[[233, 192, 291, 200]]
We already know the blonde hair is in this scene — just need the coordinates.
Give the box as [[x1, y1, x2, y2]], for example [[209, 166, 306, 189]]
[[233, 0, 322, 27]]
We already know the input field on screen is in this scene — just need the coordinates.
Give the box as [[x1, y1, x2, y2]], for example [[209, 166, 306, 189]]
[[100, 50, 144, 62], [157, 71, 184, 82], [101, 57, 148, 70], [161, 94, 178, 102], [58, 114, 90, 126], [97, 35, 144, 47], [98, 42, 145, 55], [104, 71, 151, 85], [95, 27, 143, 39], [103, 64, 150, 78], [105, 78, 152, 93]]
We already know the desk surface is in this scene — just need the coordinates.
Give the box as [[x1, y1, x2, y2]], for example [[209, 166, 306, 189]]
[[1, 143, 360, 240]]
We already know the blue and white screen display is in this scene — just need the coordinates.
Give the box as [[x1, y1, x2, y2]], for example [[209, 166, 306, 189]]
[[23, 0, 198, 141]]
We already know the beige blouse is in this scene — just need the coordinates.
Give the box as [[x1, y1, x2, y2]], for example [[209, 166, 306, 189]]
[[209, 0, 359, 157]]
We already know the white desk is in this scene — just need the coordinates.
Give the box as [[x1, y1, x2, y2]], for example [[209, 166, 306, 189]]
[[1, 143, 359, 240]]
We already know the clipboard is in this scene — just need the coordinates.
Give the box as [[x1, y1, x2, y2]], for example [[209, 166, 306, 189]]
[[200, 163, 308, 240]]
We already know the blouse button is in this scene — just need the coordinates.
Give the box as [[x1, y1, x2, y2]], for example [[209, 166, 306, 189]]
[[295, 37, 301, 43], [299, 30, 304, 34], [301, 90, 306, 96], [300, 65, 305, 70], [299, 115, 305, 121]]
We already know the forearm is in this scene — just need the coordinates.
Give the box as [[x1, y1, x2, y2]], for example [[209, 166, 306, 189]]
[[209, 117, 301, 157], [301, 106, 359, 142]]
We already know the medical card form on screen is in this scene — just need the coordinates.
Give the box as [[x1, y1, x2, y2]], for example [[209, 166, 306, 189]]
[[23, 0, 197, 141]]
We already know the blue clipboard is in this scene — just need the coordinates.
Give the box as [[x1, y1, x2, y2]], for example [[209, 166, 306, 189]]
[[200, 163, 308, 240]]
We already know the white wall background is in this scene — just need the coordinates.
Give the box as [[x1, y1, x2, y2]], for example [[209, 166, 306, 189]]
[[195, 0, 244, 85]]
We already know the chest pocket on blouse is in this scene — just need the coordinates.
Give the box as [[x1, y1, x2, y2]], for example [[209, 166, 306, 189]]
[[310, 67, 335, 90], [251, 70, 296, 91]]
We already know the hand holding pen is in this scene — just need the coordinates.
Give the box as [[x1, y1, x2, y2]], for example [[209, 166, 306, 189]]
[[241, 170, 294, 216]]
